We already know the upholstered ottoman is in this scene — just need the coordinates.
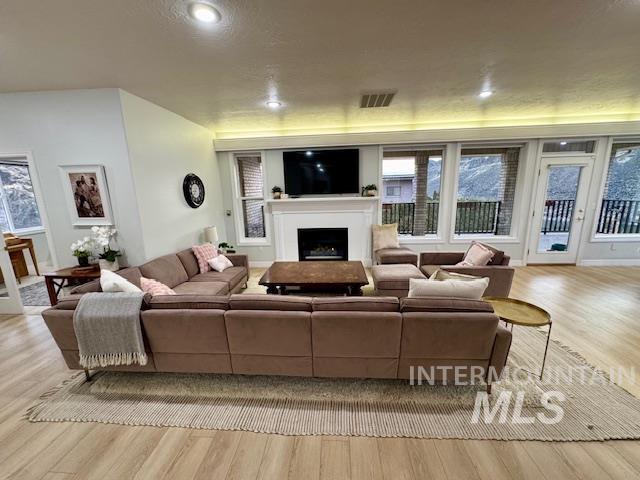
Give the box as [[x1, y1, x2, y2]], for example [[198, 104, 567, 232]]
[[372, 264, 426, 297], [374, 247, 419, 266]]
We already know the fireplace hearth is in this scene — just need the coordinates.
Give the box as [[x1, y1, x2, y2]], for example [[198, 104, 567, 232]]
[[298, 228, 348, 261]]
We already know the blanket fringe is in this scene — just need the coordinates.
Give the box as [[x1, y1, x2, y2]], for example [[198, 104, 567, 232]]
[[79, 352, 148, 369]]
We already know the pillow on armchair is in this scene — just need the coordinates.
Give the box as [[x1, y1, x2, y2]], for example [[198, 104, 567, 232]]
[[372, 223, 400, 252], [456, 241, 495, 267]]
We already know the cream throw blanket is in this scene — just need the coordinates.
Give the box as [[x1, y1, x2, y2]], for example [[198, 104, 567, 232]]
[[73, 292, 147, 369]]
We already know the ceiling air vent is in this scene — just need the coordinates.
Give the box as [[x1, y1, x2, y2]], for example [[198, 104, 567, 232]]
[[360, 91, 396, 108]]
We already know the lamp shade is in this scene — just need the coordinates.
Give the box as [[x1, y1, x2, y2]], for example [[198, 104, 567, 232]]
[[204, 226, 218, 244]]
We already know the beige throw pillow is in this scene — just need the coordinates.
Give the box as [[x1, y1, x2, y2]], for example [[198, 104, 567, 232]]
[[429, 268, 482, 282], [408, 277, 489, 299], [372, 223, 399, 252]]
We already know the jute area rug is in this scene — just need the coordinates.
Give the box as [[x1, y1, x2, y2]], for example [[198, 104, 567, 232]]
[[27, 328, 640, 441]]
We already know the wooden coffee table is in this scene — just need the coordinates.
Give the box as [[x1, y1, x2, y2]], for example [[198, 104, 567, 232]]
[[43, 265, 101, 306], [259, 261, 369, 296]]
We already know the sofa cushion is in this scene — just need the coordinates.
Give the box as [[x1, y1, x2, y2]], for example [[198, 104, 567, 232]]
[[189, 267, 246, 287], [176, 249, 200, 278], [374, 247, 418, 266], [229, 294, 312, 312], [173, 281, 229, 296], [400, 297, 494, 313], [139, 254, 189, 288], [148, 294, 230, 310], [372, 264, 426, 290], [312, 296, 399, 312]]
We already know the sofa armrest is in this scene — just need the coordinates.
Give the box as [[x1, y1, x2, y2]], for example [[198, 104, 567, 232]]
[[225, 254, 249, 268], [488, 325, 512, 381], [70, 279, 101, 294], [419, 252, 464, 266], [440, 265, 515, 297]]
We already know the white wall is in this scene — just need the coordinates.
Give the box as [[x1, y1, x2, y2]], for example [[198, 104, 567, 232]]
[[119, 91, 226, 260], [0, 89, 146, 267]]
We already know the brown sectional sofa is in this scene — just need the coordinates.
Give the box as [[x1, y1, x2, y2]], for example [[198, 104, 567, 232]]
[[42, 292, 512, 388], [71, 249, 249, 296], [419, 252, 515, 298]]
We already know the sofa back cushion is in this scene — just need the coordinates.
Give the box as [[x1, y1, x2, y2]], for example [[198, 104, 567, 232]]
[[228, 294, 312, 312], [148, 295, 230, 310], [139, 254, 189, 288], [400, 312, 498, 360], [176, 249, 200, 278], [312, 297, 399, 312], [400, 297, 494, 313]]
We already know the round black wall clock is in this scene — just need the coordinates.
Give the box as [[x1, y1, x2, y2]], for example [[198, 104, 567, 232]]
[[183, 173, 205, 208]]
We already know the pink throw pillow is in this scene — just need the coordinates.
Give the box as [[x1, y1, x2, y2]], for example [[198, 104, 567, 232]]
[[457, 242, 494, 267], [140, 277, 176, 296], [192, 243, 218, 274]]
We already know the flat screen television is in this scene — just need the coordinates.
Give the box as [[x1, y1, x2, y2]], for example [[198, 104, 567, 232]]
[[283, 149, 359, 195]]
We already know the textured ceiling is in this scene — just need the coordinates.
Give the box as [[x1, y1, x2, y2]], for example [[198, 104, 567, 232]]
[[1, 0, 640, 138]]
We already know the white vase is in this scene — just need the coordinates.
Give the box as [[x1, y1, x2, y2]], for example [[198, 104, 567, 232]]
[[99, 258, 119, 271]]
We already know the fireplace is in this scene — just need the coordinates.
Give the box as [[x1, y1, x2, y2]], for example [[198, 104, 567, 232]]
[[298, 228, 348, 261]]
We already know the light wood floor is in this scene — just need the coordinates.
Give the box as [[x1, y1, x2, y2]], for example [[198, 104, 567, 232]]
[[2, 266, 640, 479]]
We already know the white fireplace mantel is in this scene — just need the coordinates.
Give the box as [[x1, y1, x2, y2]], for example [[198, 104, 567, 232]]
[[267, 197, 380, 266]]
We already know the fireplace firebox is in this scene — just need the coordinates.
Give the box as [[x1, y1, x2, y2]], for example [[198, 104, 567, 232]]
[[298, 228, 348, 261]]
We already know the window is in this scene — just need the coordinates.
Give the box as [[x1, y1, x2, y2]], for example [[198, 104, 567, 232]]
[[543, 140, 595, 154], [234, 154, 266, 241], [0, 161, 43, 233], [386, 186, 401, 197], [455, 147, 520, 236], [382, 149, 443, 236], [596, 143, 640, 235]]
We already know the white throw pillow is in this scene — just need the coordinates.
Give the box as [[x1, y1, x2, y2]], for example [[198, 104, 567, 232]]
[[372, 223, 400, 251], [208, 254, 234, 272], [100, 269, 142, 293], [408, 277, 489, 299], [428, 269, 481, 282]]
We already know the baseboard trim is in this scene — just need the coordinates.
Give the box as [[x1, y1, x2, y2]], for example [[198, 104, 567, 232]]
[[578, 259, 640, 267], [249, 261, 274, 268]]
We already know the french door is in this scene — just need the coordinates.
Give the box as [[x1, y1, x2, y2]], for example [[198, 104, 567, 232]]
[[527, 156, 593, 264]]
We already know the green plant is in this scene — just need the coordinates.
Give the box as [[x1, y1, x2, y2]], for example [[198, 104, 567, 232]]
[[272, 186, 283, 193], [362, 184, 378, 195], [218, 242, 234, 250], [70, 237, 92, 258], [92, 226, 121, 262]]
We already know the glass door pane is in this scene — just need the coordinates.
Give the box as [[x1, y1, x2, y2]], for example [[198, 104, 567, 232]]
[[536, 166, 582, 253]]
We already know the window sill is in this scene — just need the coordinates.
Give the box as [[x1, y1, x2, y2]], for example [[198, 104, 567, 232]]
[[12, 227, 46, 236], [450, 235, 520, 244], [590, 234, 640, 243]]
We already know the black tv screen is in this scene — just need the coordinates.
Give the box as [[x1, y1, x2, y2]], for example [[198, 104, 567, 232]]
[[283, 149, 359, 195]]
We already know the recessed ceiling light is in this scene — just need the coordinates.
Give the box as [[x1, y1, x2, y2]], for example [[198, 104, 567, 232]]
[[478, 90, 493, 99], [189, 3, 221, 23], [266, 100, 282, 109], [560, 141, 568, 146], [305, 151, 313, 157]]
